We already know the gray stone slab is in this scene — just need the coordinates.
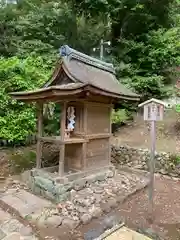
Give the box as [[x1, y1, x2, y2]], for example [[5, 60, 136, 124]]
[[0, 209, 11, 224], [0, 229, 6, 240], [0, 219, 23, 234], [1, 195, 24, 211], [14, 190, 51, 206], [3, 232, 22, 240], [1, 189, 52, 218]]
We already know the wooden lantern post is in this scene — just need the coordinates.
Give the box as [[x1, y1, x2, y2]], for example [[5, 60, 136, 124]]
[[138, 98, 165, 222]]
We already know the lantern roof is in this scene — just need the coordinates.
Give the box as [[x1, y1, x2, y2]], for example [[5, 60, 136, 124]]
[[138, 98, 165, 108]]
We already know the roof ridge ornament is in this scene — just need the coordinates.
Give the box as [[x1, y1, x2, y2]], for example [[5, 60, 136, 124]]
[[59, 45, 115, 74]]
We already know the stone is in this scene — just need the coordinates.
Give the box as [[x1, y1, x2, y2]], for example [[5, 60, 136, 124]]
[[12, 180, 20, 185], [44, 191, 55, 201], [0, 229, 6, 240], [159, 169, 168, 175], [45, 216, 63, 227], [34, 176, 54, 192], [84, 228, 104, 240], [94, 194, 102, 204], [107, 198, 118, 209], [70, 189, 77, 199], [0, 219, 23, 234], [102, 215, 122, 230], [95, 173, 106, 182], [106, 170, 114, 178], [112, 186, 119, 194], [62, 218, 79, 229], [111, 145, 172, 175], [80, 213, 92, 224], [73, 179, 86, 191], [50, 208, 60, 216], [85, 175, 96, 185], [57, 192, 70, 202], [71, 215, 80, 222], [77, 206, 87, 214], [172, 177, 179, 181], [55, 177, 69, 184], [89, 206, 102, 218], [100, 202, 111, 213], [93, 187, 104, 194], [134, 165, 143, 169], [3, 232, 22, 240], [75, 198, 93, 208], [169, 172, 178, 177], [61, 208, 69, 217]]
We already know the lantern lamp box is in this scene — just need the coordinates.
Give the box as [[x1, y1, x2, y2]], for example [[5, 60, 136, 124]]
[[138, 98, 165, 121]]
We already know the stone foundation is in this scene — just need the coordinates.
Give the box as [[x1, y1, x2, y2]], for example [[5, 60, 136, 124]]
[[21, 166, 115, 202], [111, 145, 180, 176]]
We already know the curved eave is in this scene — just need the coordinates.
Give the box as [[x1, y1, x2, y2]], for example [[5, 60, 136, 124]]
[[84, 85, 140, 102], [10, 83, 140, 102], [9, 84, 86, 102]]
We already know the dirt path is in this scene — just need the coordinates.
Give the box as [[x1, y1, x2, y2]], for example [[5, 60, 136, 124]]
[[112, 110, 179, 153]]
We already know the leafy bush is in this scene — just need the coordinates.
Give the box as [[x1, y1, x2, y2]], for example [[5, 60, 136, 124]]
[[0, 56, 51, 142], [170, 154, 180, 165], [111, 109, 129, 124], [167, 154, 180, 170]]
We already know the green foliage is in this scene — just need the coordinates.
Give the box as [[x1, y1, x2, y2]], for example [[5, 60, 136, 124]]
[[0, 0, 109, 58], [0, 0, 179, 142], [111, 109, 129, 124], [169, 154, 180, 166], [71, 0, 174, 47], [115, 26, 180, 99], [0, 56, 51, 141]]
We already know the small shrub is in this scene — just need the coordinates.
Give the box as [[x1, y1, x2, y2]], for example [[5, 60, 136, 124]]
[[111, 109, 129, 124], [168, 154, 180, 169]]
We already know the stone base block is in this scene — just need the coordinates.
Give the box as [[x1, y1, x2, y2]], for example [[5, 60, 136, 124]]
[[21, 165, 115, 203]]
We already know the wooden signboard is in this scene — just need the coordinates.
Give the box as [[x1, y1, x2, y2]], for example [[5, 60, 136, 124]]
[[138, 98, 165, 222]]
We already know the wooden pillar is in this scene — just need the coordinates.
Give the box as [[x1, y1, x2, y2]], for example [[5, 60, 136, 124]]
[[82, 103, 87, 170], [59, 102, 66, 176], [108, 105, 113, 165], [36, 102, 43, 168]]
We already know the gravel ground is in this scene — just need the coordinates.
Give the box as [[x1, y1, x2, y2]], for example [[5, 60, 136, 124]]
[[0, 169, 148, 240]]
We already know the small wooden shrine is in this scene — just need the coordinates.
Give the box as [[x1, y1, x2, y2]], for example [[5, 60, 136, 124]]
[[10, 45, 139, 176]]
